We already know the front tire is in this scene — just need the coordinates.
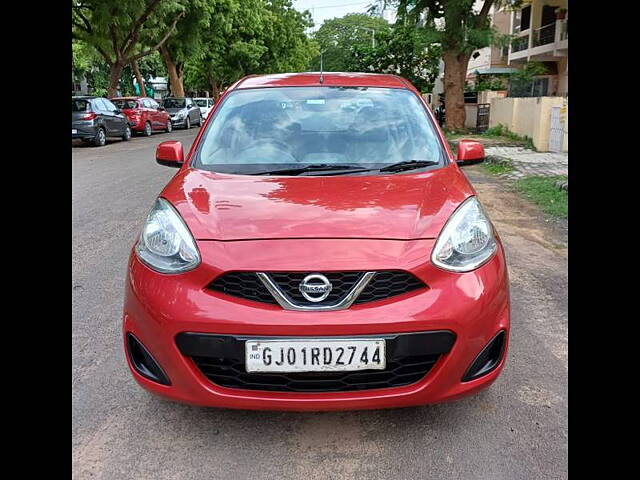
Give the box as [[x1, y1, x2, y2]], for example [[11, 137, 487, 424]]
[[122, 125, 131, 141], [185, 116, 191, 129], [143, 121, 152, 137], [93, 127, 106, 147], [165, 120, 172, 133]]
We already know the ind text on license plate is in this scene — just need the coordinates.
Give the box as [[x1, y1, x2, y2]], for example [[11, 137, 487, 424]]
[[245, 339, 385, 373]]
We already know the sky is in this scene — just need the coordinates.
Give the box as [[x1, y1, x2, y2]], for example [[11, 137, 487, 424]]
[[292, 0, 393, 33]]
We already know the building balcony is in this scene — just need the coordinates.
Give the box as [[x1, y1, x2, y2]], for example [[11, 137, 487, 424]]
[[509, 18, 568, 63]]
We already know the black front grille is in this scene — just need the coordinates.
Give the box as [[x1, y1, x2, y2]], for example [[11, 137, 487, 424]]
[[176, 331, 455, 393], [208, 270, 426, 307], [209, 272, 278, 305], [353, 271, 426, 304]]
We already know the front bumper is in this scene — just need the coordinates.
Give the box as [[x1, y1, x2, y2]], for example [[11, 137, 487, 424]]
[[170, 116, 186, 127], [122, 238, 510, 411]]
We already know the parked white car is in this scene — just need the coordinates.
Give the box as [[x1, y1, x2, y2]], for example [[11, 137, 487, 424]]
[[194, 98, 215, 119]]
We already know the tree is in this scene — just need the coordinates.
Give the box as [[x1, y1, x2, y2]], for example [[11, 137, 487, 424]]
[[72, 0, 185, 97], [311, 13, 390, 72], [352, 25, 441, 94], [183, 0, 271, 98], [154, 0, 216, 97], [389, 0, 518, 129], [256, 0, 319, 74], [183, 0, 318, 98]]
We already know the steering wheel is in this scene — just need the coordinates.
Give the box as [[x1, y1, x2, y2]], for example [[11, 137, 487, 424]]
[[237, 138, 297, 163]]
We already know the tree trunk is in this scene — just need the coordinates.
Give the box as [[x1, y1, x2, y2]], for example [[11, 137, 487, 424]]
[[160, 45, 184, 97], [107, 62, 125, 98], [209, 76, 220, 100], [442, 50, 471, 130], [131, 59, 146, 97]]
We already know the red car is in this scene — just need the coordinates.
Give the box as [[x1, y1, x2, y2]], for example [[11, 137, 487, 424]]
[[112, 96, 172, 136], [123, 73, 510, 411]]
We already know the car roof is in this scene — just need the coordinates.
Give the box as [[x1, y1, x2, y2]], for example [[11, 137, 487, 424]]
[[231, 72, 413, 91], [72, 96, 96, 100], [112, 96, 144, 100]]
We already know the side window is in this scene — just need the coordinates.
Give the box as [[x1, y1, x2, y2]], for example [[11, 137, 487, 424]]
[[94, 99, 107, 111], [186, 99, 193, 108], [142, 99, 153, 108], [103, 99, 117, 111], [148, 99, 159, 109], [209, 99, 214, 107]]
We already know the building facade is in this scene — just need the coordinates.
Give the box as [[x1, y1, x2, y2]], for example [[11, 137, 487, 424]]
[[507, 0, 568, 96]]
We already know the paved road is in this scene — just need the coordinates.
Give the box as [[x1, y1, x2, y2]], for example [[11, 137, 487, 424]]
[[72, 130, 568, 480]]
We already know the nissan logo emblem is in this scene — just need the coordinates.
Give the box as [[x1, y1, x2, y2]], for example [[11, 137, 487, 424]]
[[299, 274, 333, 302]]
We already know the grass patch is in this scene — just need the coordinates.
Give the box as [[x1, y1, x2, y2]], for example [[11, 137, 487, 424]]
[[483, 161, 514, 175], [515, 176, 568, 218], [483, 124, 536, 151]]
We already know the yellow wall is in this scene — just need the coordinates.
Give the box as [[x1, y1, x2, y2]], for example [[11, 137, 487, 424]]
[[490, 96, 568, 152]]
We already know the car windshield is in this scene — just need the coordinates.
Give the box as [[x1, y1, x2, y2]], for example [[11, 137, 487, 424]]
[[193, 87, 446, 175], [194, 99, 209, 107], [163, 98, 185, 108], [72, 99, 91, 112], [113, 99, 138, 109]]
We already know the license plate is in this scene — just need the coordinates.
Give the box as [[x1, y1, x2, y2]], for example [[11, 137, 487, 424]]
[[245, 339, 386, 373], [72, 129, 78, 134]]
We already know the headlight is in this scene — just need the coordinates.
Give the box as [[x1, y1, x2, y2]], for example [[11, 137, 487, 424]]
[[431, 196, 497, 272], [176, 111, 186, 119], [135, 198, 200, 273]]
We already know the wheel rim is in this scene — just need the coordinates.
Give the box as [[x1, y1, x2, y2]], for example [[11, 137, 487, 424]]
[[167, 121, 172, 132], [97, 129, 105, 145], [145, 123, 151, 136], [125, 127, 131, 139], [186, 117, 190, 129]]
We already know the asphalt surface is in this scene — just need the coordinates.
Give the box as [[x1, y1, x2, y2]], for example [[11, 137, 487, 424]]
[[72, 129, 568, 480]]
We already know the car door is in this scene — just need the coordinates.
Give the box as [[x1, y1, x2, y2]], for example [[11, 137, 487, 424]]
[[147, 98, 163, 129], [92, 99, 114, 134], [103, 98, 127, 133], [186, 98, 197, 123]]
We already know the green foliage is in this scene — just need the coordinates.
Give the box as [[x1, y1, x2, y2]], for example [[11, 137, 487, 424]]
[[311, 14, 391, 72], [515, 176, 568, 218], [466, 75, 508, 92], [183, 0, 318, 95], [74, 0, 318, 97], [483, 123, 535, 150], [72, 0, 185, 64], [509, 61, 547, 83], [483, 158, 514, 175], [350, 25, 441, 94]]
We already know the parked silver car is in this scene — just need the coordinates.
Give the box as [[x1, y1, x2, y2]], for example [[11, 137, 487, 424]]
[[162, 97, 202, 129]]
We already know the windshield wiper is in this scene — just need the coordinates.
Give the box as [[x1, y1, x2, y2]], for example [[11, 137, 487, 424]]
[[249, 164, 372, 176], [379, 160, 440, 173]]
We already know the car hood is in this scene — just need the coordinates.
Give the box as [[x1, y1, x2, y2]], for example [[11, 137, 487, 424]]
[[161, 166, 475, 241], [165, 107, 186, 114]]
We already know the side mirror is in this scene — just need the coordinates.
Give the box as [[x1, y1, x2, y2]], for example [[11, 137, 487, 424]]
[[113, 108, 121, 114], [456, 140, 485, 166], [156, 141, 184, 168], [157, 106, 165, 112]]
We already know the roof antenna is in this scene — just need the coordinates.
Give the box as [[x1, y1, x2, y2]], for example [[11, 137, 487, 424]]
[[319, 50, 325, 84]]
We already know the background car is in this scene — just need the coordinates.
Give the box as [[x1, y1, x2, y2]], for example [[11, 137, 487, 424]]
[[193, 97, 215, 119], [112, 97, 172, 136], [72, 96, 131, 147], [162, 97, 202, 129]]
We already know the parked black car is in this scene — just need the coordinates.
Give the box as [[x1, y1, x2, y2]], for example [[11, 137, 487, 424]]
[[72, 96, 131, 147], [162, 97, 202, 129]]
